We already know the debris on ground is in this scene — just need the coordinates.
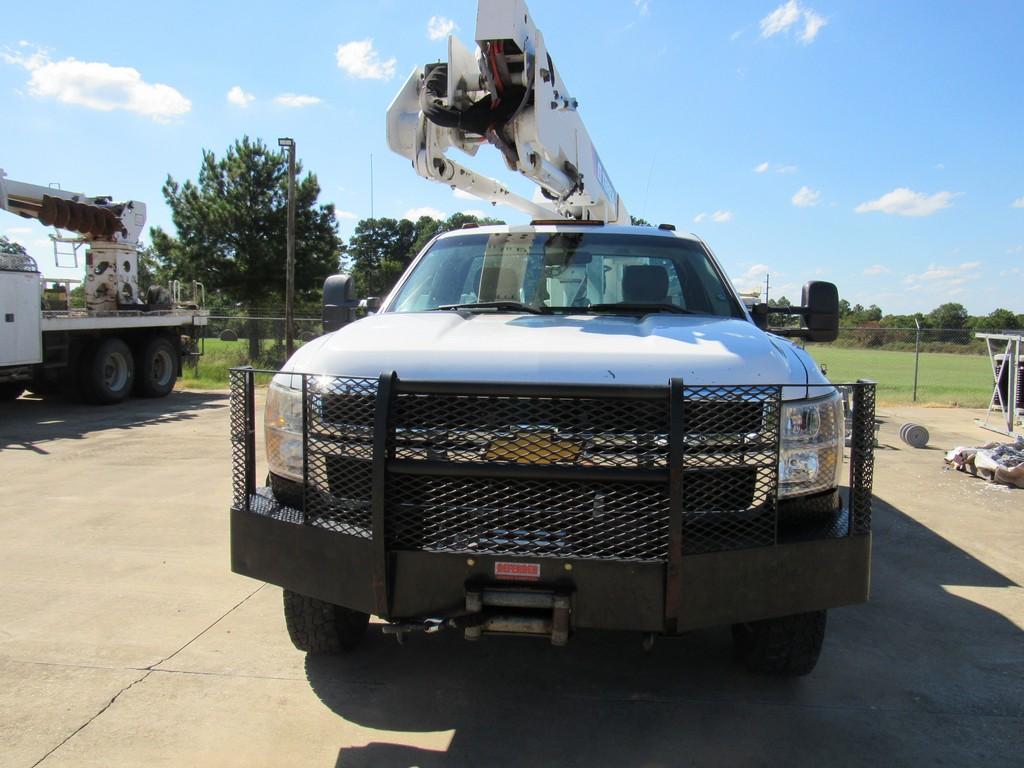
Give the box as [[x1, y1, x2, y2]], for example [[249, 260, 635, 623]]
[[945, 436, 1024, 488]]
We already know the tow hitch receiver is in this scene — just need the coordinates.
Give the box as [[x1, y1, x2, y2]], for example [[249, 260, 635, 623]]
[[464, 588, 572, 646]]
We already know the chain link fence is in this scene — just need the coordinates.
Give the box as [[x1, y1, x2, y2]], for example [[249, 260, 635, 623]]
[[184, 315, 1001, 407], [808, 327, 996, 407]]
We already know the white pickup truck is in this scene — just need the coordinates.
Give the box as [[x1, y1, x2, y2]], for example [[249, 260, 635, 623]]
[[229, 221, 875, 676], [227, 0, 874, 676]]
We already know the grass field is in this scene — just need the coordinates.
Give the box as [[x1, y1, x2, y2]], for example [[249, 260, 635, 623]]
[[806, 345, 993, 407], [181, 338, 289, 389], [181, 338, 996, 407]]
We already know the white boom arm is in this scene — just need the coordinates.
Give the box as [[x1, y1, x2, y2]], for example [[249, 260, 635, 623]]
[[386, 0, 629, 224], [0, 168, 148, 310]]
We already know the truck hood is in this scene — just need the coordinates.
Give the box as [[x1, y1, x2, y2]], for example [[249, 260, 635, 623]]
[[284, 312, 813, 394]]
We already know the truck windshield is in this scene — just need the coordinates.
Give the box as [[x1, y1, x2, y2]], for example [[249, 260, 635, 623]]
[[388, 232, 743, 317]]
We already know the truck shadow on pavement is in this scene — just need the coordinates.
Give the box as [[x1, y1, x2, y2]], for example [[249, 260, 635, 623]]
[[0, 391, 227, 454], [304, 495, 1024, 768]]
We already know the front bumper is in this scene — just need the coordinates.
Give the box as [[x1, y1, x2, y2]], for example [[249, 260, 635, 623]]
[[229, 370, 876, 635]]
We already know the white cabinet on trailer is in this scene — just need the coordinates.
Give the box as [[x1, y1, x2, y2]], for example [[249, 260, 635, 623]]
[[0, 268, 42, 367]]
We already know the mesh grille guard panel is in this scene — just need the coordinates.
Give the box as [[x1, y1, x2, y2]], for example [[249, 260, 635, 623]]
[[228, 370, 876, 563], [678, 385, 782, 554]]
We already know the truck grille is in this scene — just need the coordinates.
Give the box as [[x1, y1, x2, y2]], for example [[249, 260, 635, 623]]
[[298, 375, 784, 560], [232, 370, 874, 565]]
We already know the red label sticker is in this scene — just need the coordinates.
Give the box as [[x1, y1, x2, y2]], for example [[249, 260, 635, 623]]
[[494, 561, 541, 581]]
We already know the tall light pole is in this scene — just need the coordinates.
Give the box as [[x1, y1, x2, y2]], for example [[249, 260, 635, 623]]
[[278, 137, 296, 357]]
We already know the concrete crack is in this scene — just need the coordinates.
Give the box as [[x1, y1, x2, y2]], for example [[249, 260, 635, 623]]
[[29, 670, 152, 768], [29, 584, 265, 767]]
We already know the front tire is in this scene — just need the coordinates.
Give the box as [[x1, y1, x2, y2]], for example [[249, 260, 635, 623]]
[[283, 589, 369, 653], [135, 336, 178, 398], [732, 610, 827, 676], [82, 338, 135, 404]]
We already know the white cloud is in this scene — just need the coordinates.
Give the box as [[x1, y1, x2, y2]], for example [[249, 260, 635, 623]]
[[452, 188, 478, 200], [855, 188, 957, 217], [427, 15, 457, 40], [1, 43, 50, 71], [792, 186, 821, 207], [934, 163, 945, 171], [227, 85, 254, 107], [404, 207, 446, 221], [460, 209, 489, 219], [4, 226, 33, 236], [904, 261, 983, 286], [1012, 196, 1024, 208], [742, 263, 772, 280], [634, 0, 651, 16], [760, 1, 827, 44], [335, 210, 358, 220], [730, 29, 745, 42], [761, 1, 801, 36], [2, 43, 190, 122], [863, 265, 890, 276], [274, 93, 322, 108], [756, 161, 797, 175], [336, 39, 397, 81], [799, 9, 827, 43], [694, 210, 733, 224]]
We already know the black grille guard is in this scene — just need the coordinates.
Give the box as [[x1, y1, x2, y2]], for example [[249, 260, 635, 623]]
[[230, 369, 875, 623]]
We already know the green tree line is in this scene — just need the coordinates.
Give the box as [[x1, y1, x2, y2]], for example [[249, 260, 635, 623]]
[[4, 138, 1020, 339]]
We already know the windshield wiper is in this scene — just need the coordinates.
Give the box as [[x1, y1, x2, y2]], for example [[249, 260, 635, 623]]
[[434, 301, 549, 315], [584, 302, 695, 315]]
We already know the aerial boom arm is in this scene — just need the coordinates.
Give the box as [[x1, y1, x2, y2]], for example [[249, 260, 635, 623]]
[[0, 168, 146, 245], [386, 0, 629, 224], [0, 168, 148, 309]]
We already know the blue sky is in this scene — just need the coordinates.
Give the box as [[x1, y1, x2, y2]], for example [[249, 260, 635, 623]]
[[1, 0, 1021, 314]]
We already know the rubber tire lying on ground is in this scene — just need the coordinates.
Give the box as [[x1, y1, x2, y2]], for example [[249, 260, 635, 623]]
[[283, 589, 370, 653], [134, 336, 178, 398], [0, 383, 25, 401], [731, 609, 827, 676], [82, 338, 135, 405]]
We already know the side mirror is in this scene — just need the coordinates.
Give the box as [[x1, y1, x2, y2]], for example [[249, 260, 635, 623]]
[[802, 281, 839, 342], [361, 296, 382, 313], [750, 302, 769, 330], [763, 281, 840, 342], [323, 274, 357, 333]]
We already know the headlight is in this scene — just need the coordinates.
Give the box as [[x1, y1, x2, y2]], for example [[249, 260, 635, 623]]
[[778, 391, 843, 498], [266, 380, 304, 482]]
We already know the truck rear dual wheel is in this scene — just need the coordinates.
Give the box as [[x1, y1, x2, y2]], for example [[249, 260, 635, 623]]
[[732, 610, 827, 676], [134, 336, 178, 398], [82, 338, 135, 405], [283, 589, 370, 653]]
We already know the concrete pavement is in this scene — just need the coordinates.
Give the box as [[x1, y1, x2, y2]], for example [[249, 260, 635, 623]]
[[0, 391, 1021, 767]]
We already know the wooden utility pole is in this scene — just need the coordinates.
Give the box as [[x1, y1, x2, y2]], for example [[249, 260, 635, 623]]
[[279, 137, 297, 357]]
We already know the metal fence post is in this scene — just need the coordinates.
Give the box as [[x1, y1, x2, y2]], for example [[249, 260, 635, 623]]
[[912, 318, 921, 403]]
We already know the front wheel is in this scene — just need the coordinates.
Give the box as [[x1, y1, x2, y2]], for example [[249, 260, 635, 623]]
[[732, 610, 827, 676], [283, 589, 369, 653]]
